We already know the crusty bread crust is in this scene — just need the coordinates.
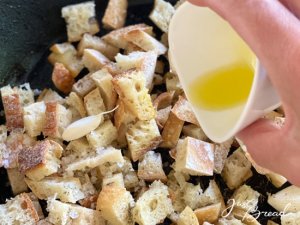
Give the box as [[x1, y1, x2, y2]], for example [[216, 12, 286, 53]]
[[52, 63, 75, 94], [43, 102, 59, 137], [2, 93, 24, 130]]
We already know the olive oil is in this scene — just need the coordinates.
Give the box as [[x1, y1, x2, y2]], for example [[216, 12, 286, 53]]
[[189, 62, 254, 110]]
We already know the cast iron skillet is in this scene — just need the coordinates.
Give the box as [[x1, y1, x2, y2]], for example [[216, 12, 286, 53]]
[[0, 1, 289, 224]]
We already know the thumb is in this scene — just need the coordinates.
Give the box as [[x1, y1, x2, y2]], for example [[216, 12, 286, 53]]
[[237, 119, 300, 186]]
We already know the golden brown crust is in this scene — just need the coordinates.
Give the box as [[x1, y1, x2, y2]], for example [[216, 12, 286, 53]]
[[2, 93, 24, 131], [18, 140, 50, 173], [102, 0, 128, 30], [78, 194, 98, 209], [43, 102, 59, 137], [171, 96, 199, 125], [19, 193, 40, 223], [153, 91, 175, 110], [194, 203, 221, 225], [52, 63, 75, 94], [160, 112, 184, 148]]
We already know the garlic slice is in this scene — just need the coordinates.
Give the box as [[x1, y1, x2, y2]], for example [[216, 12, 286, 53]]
[[62, 106, 118, 141]]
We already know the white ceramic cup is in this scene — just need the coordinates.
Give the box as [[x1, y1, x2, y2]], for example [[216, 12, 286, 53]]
[[168, 2, 281, 143]]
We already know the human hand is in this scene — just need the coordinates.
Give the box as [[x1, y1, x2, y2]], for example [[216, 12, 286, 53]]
[[188, 0, 300, 186]]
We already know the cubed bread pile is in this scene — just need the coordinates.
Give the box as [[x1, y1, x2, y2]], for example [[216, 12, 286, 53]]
[[0, 1, 296, 225]]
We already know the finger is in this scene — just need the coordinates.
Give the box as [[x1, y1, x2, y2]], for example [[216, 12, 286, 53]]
[[237, 119, 300, 186], [188, 0, 300, 109]]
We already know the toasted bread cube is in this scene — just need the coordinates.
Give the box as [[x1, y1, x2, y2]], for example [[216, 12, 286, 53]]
[[268, 185, 300, 213], [221, 148, 253, 190], [52, 63, 75, 94], [1, 86, 24, 130], [213, 139, 233, 174], [165, 72, 183, 95], [37, 89, 64, 104], [194, 203, 221, 225], [66, 92, 87, 117], [91, 69, 117, 111], [24, 101, 46, 137], [17, 83, 35, 106], [25, 177, 85, 203], [65, 147, 124, 172], [177, 206, 199, 225], [182, 124, 207, 141], [0, 193, 39, 225], [102, 23, 153, 49], [218, 217, 246, 225], [48, 43, 83, 77], [132, 181, 174, 225], [138, 151, 167, 182], [126, 119, 161, 162], [64, 138, 92, 158], [103, 173, 125, 188], [160, 112, 184, 148], [156, 106, 172, 129], [72, 74, 96, 97], [7, 168, 28, 195], [172, 96, 199, 125], [266, 172, 287, 188], [115, 51, 158, 89], [84, 88, 106, 116], [86, 120, 117, 148], [82, 49, 110, 72], [149, 0, 175, 32], [113, 70, 156, 120], [125, 30, 167, 55], [96, 184, 134, 225], [124, 42, 144, 54], [0, 125, 7, 143], [232, 208, 260, 225], [77, 33, 119, 59], [78, 194, 98, 209], [183, 183, 203, 210], [200, 180, 225, 209], [43, 102, 72, 138], [61, 1, 100, 42], [102, 0, 128, 29], [281, 212, 300, 225], [18, 140, 63, 181], [175, 137, 214, 176], [230, 185, 260, 213], [47, 199, 105, 225]]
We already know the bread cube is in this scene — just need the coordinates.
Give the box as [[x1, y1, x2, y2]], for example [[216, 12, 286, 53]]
[[165, 72, 183, 96], [52, 63, 75, 94], [72, 74, 96, 97], [115, 51, 158, 89], [138, 151, 167, 182], [7, 168, 28, 195], [18, 140, 63, 181], [0, 193, 39, 225], [103, 173, 125, 188], [132, 181, 174, 225], [43, 102, 72, 138], [66, 92, 87, 117], [218, 217, 246, 225], [91, 69, 117, 111], [17, 83, 35, 106], [172, 96, 199, 125], [183, 183, 203, 210], [156, 106, 172, 129], [124, 30, 167, 55], [82, 49, 110, 72], [102, 23, 153, 49], [102, 0, 128, 29], [160, 112, 184, 148], [84, 88, 106, 116], [47, 199, 105, 225], [266, 172, 287, 188], [194, 203, 221, 224], [214, 139, 233, 174], [175, 137, 214, 176], [230, 185, 260, 213], [25, 177, 85, 203], [113, 70, 156, 120], [86, 120, 117, 148], [182, 124, 207, 141], [65, 147, 124, 172], [126, 119, 161, 161], [267, 220, 279, 225], [23, 101, 46, 137], [61, 1, 99, 42], [37, 89, 64, 105], [77, 33, 119, 59], [178, 206, 199, 225], [221, 148, 253, 190], [1, 85, 24, 130], [149, 0, 175, 33], [96, 184, 134, 225], [281, 212, 300, 225], [48, 43, 83, 77]]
